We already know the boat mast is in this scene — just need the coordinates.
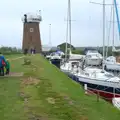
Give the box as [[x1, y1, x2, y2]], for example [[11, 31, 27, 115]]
[[65, 2, 69, 61], [90, 0, 106, 70], [102, 0, 106, 71], [114, 0, 120, 40], [49, 24, 51, 45], [106, 6, 113, 57], [89, 1, 106, 65], [68, 0, 72, 51], [112, 0, 115, 51]]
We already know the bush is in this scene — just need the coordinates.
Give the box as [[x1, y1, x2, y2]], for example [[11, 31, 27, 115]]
[[72, 49, 84, 54], [23, 58, 31, 65]]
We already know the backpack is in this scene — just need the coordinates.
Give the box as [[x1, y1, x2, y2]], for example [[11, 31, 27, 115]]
[[2, 60, 6, 66]]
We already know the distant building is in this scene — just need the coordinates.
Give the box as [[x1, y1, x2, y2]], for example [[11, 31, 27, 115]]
[[42, 45, 52, 52]]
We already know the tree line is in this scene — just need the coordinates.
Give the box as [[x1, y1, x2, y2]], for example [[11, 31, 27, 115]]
[[0, 46, 22, 55], [57, 42, 117, 56]]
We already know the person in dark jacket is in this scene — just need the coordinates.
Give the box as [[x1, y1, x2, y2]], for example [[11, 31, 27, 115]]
[[33, 49, 36, 54]]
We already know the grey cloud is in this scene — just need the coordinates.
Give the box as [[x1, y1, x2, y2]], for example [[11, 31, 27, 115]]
[[0, 0, 120, 47]]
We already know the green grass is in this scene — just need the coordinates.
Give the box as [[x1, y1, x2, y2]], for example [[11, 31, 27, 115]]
[[4, 54, 23, 59], [0, 54, 120, 120], [0, 77, 27, 120]]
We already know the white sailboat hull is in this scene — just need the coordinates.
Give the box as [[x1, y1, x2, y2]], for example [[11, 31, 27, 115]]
[[61, 63, 120, 101]]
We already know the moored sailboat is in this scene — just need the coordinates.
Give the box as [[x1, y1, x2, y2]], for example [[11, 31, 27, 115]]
[[104, 0, 120, 71], [61, 0, 120, 101]]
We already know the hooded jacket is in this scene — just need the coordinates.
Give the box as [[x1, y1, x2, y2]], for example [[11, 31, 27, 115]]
[[0, 55, 6, 67]]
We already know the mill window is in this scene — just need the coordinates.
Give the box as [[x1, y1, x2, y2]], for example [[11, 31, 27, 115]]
[[30, 28, 34, 32]]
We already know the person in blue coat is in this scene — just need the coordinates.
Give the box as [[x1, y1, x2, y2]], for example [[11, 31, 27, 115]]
[[0, 53, 6, 76], [0, 58, 4, 76], [0, 53, 6, 62]]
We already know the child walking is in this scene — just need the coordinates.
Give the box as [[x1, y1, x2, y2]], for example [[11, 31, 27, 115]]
[[5, 60, 10, 75]]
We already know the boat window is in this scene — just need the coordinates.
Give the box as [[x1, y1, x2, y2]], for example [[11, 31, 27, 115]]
[[85, 73, 89, 76], [79, 59, 83, 62], [88, 50, 98, 53], [105, 73, 114, 78], [92, 51, 98, 53], [87, 55, 91, 58], [50, 53, 53, 56], [58, 53, 61, 56], [71, 62, 79, 66]]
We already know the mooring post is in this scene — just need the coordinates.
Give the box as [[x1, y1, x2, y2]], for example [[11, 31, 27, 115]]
[[84, 84, 88, 94], [97, 91, 100, 102]]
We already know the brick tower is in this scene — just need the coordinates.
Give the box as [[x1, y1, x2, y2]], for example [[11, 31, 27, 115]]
[[22, 11, 42, 53]]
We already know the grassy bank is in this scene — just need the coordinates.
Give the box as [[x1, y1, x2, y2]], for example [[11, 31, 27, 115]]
[[0, 54, 120, 120], [4, 54, 23, 59]]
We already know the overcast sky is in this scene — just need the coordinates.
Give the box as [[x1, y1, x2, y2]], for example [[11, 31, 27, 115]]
[[0, 0, 120, 48]]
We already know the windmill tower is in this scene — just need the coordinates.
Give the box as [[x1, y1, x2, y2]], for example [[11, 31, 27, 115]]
[[22, 11, 42, 53]]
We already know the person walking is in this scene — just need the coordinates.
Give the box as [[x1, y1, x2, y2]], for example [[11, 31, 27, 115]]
[[0, 58, 4, 76], [0, 52, 6, 76], [5, 59, 10, 75]]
